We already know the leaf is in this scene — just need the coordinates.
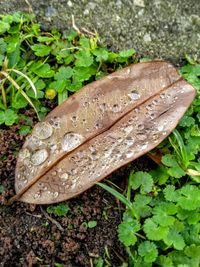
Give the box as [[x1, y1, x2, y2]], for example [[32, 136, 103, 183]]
[[118, 218, 141, 246], [30, 62, 55, 78], [163, 185, 179, 202], [184, 244, 200, 258], [31, 44, 51, 57], [163, 229, 185, 250], [143, 218, 169, 241], [138, 241, 158, 263], [0, 21, 10, 34], [75, 51, 94, 67], [54, 66, 73, 80], [0, 109, 18, 126], [12, 61, 196, 205], [152, 202, 177, 227], [92, 48, 109, 62], [130, 171, 153, 194], [177, 185, 200, 210], [47, 203, 70, 216], [87, 220, 97, 228]]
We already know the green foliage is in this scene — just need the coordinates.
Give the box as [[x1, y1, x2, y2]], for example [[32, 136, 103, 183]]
[[0, 12, 137, 125], [47, 203, 70, 216]]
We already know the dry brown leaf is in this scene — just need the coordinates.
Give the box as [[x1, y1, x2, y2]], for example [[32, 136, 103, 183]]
[[11, 61, 195, 204]]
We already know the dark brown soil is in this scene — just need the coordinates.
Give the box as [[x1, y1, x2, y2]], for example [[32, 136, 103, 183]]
[[0, 104, 154, 267]]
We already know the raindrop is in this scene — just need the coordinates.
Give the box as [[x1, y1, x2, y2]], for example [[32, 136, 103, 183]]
[[99, 103, 107, 112], [60, 173, 69, 181], [146, 104, 153, 111], [126, 150, 134, 158], [123, 125, 134, 134], [149, 113, 156, 119], [49, 117, 61, 128], [157, 125, 164, 131], [19, 148, 30, 160], [27, 135, 43, 150], [34, 122, 53, 140], [90, 151, 99, 161], [124, 136, 135, 146], [71, 115, 77, 122], [128, 90, 141, 101], [34, 192, 41, 199], [61, 132, 83, 152], [141, 143, 148, 150], [160, 93, 165, 99], [52, 191, 59, 199], [31, 149, 48, 166], [152, 99, 159, 105], [112, 104, 121, 113], [49, 144, 57, 152], [137, 124, 144, 131], [137, 133, 147, 141], [83, 101, 89, 107]]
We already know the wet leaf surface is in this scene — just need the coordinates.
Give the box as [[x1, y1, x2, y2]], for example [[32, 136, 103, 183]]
[[13, 61, 196, 204]]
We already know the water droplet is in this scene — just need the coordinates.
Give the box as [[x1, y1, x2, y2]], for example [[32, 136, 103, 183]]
[[52, 191, 59, 199], [149, 113, 156, 119], [137, 124, 144, 131], [152, 134, 159, 142], [34, 192, 41, 199], [128, 90, 140, 100], [146, 104, 153, 111], [126, 150, 134, 158], [71, 115, 77, 122], [27, 135, 43, 150], [124, 136, 135, 146], [60, 173, 69, 181], [137, 133, 147, 141], [31, 149, 48, 166], [49, 117, 61, 128], [90, 151, 99, 161], [104, 149, 112, 158], [19, 148, 30, 160], [160, 93, 165, 99], [61, 132, 83, 152], [99, 103, 107, 112], [141, 143, 148, 150], [157, 125, 164, 131], [49, 143, 57, 152], [34, 122, 53, 140], [123, 125, 134, 134], [83, 101, 89, 107], [23, 179, 28, 184], [112, 104, 121, 113], [152, 99, 159, 105]]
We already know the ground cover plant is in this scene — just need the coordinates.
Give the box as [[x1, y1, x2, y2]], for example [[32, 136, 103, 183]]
[[0, 12, 200, 267]]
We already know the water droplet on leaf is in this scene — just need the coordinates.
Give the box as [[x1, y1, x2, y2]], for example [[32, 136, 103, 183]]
[[61, 132, 83, 152], [31, 149, 49, 166], [34, 122, 53, 140], [112, 104, 121, 113], [128, 90, 140, 100]]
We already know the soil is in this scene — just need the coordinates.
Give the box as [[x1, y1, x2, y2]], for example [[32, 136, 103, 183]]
[[0, 100, 155, 267]]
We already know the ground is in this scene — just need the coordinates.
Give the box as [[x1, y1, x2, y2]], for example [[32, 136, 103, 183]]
[[0, 1, 199, 266]]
